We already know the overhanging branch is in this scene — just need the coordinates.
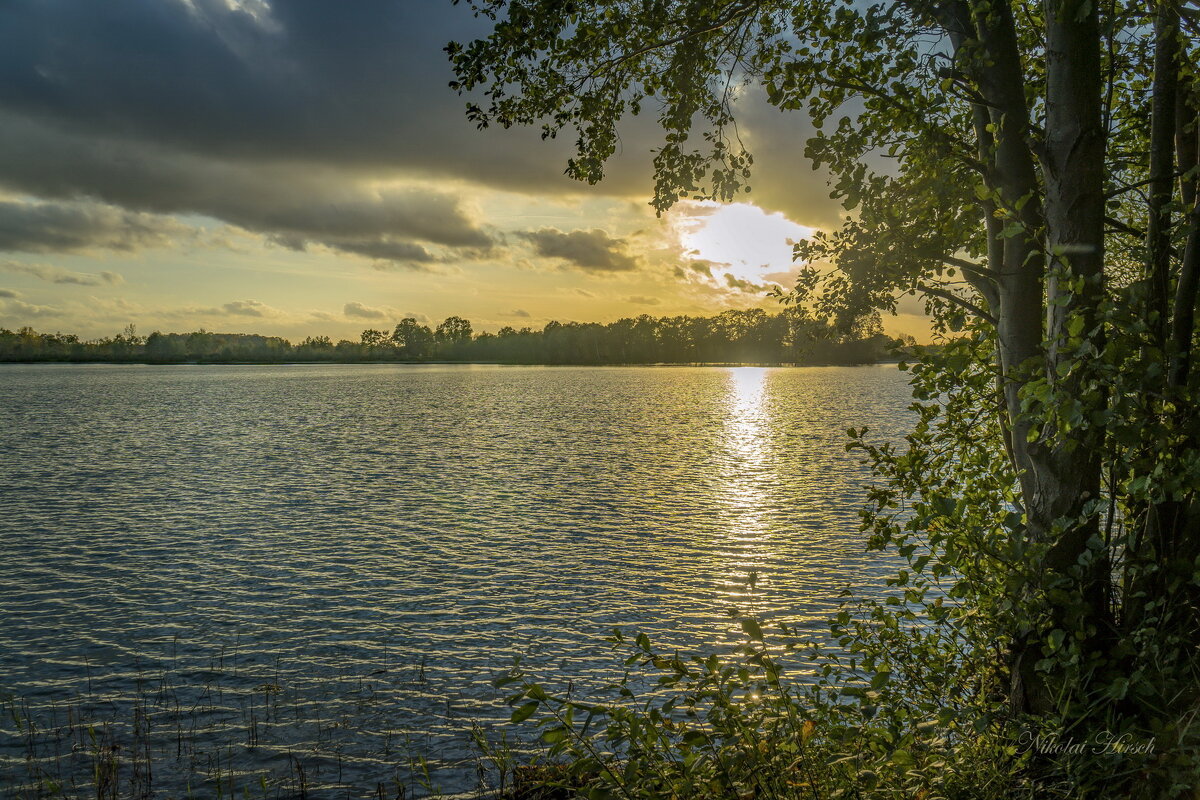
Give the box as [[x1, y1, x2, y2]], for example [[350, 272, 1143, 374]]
[[916, 282, 998, 325]]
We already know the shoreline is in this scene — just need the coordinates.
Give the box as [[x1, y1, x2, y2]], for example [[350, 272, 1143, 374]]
[[0, 358, 904, 367]]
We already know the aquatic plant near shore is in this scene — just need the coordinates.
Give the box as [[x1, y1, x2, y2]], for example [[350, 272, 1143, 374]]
[[0, 652, 491, 799]]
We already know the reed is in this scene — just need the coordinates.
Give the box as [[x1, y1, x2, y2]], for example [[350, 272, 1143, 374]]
[[0, 648, 528, 799]]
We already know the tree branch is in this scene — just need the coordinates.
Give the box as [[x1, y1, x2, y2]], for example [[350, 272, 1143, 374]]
[[941, 254, 998, 282], [916, 282, 998, 325], [572, 1, 760, 89]]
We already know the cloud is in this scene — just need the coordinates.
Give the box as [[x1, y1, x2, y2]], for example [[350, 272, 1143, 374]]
[[343, 301, 387, 320], [0, 261, 124, 286], [0, 1, 659, 196], [730, 84, 843, 228], [0, 199, 185, 254], [627, 295, 661, 306], [520, 227, 640, 272], [221, 299, 275, 317], [275, 234, 440, 269], [680, 259, 720, 278], [0, 1, 849, 264], [1, 298, 59, 318], [0, 1, 645, 273], [724, 274, 771, 293], [247, 186, 492, 251], [0, 287, 18, 298], [0, 114, 494, 267], [503, 308, 531, 318], [0, 0, 840, 281], [114, 298, 286, 324], [343, 240, 437, 265]]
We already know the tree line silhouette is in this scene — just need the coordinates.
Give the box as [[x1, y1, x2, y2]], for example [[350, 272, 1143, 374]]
[[0, 309, 909, 365]]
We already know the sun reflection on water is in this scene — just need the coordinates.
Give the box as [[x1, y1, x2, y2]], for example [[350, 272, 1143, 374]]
[[714, 367, 776, 619]]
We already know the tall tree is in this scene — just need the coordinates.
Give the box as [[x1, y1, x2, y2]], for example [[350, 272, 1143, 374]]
[[435, 315, 475, 343], [392, 317, 435, 358]]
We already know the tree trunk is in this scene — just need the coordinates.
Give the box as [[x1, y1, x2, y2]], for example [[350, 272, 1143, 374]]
[[1147, 3, 1180, 349], [964, 0, 1044, 493], [1171, 83, 1200, 387], [1136, 4, 1200, 656], [1007, 0, 1112, 718], [941, 0, 1110, 716]]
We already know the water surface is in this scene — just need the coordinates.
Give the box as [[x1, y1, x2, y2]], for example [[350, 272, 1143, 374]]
[[0, 363, 912, 796]]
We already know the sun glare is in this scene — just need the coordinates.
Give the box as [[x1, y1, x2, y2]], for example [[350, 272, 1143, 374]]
[[715, 367, 775, 617], [673, 201, 815, 287]]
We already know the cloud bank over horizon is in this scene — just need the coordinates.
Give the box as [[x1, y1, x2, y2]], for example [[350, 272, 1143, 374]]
[[0, 0, 925, 339]]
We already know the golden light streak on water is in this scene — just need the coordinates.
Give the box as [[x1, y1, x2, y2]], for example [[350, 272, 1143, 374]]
[[714, 367, 777, 619]]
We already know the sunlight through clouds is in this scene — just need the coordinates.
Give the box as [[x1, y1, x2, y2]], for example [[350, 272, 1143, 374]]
[[671, 201, 815, 288]]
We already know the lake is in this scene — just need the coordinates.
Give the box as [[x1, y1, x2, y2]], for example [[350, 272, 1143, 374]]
[[0, 363, 913, 797]]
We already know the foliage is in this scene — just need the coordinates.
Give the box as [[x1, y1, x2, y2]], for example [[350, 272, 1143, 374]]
[[0, 311, 904, 365], [450, 0, 1200, 795]]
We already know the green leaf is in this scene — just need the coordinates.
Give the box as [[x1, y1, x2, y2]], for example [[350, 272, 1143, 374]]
[[510, 701, 539, 724], [740, 618, 764, 641]]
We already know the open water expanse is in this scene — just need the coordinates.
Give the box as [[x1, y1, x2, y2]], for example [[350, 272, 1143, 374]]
[[0, 363, 913, 798]]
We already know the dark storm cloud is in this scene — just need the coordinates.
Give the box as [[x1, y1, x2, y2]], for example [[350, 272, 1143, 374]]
[[0, 0, 575, 264], [0, 199, 181, 254], [521, 228, 640, 273], [244, 187, 492, 250], [0, 1, 652, 193], [0, 111, 492, 264], [0, 0, 831, 264]]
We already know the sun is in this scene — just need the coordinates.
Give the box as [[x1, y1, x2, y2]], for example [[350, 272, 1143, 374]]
[[672, 201, 816, 288]]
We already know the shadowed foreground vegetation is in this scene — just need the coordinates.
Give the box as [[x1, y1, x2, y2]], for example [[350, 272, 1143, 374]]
[[0, 309, 909, 365]]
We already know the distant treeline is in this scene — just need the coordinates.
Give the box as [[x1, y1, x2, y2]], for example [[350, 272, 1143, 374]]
[[0, 309, 911, 365]]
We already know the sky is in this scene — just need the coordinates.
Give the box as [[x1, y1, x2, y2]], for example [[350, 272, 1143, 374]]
[[0, 0, 929, 341]]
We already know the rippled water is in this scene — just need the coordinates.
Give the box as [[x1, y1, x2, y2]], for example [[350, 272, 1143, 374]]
[[0, 363, 913, 798]]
